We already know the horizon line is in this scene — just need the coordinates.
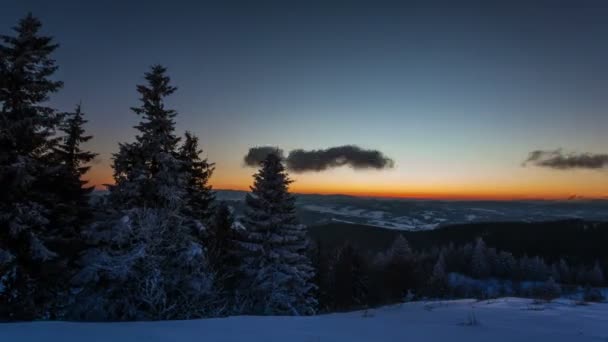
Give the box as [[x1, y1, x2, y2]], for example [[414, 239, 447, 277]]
[[93, 186, 606, 202]]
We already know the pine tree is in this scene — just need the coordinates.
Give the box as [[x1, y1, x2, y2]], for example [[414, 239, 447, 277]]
[[52, 103, 97, 231], [558, 258, 572, 284], [331, 243, 368, 310], [589, 261, 604, 287], [179, 131, 215, 225], [471, 238, 489, 279], [540, 277, 561, 300], [73, 67, 216, 320], [428, 251, 448, 296], [387, 234, 411, 261], [529, 256, 549, 281], [72, 207, 216, 320], [496, 251, 516, 279], [383, 235, 415, 302], [207, 202, 240, 300], [238, 152, 316, 315], [0, 14, 66, 320], [109, 65, 184, 210]]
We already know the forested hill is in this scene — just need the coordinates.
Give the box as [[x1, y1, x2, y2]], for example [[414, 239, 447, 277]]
[[308, 219, 608, 263]]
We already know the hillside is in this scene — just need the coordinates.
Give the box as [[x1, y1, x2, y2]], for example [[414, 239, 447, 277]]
[[215, 190, 608, 229]]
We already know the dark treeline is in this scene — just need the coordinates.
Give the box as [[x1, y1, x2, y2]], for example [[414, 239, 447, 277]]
[[311, 222, 607, 312], [309, 220, 608, 263]]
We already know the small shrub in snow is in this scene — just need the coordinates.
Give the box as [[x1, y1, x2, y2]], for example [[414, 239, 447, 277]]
[[526, 300, 547, 311], [583, 287, 605, 303], [404, 289, 415, 302], [532, 277, 561, 302], [361, 308, 375, 318], [459, 311, 480, 326]]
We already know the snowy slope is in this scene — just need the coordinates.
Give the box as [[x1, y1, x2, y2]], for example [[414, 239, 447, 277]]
[[1, 298, 607, 341]]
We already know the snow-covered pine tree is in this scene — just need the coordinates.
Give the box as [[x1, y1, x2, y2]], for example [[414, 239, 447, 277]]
[[589, 261, 604, 287], [0, 14, 67, 320], [72, 207, 215, 320], [179, 131, 215, 226], [471, 238, 489, 279], [529, 256, 549, 281], [387, 234, 411, 261], [72, 66, 216, 320], [496, 251, 517, 279], [47, 103, 98, 315], [239, 152, 316, 315], [518, 255, 534, 280], [428, 251, 448, 296], [558, 258, 572, 284], [109, 65, 185, 210]]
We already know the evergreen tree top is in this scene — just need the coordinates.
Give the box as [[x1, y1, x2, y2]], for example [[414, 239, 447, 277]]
[[131, 64, 179, 153], [389, 234, 411, 259], [0, 13, 62, 157], [181, 132, 204, 160], [133, 64, 177, 112], [56, 103, 97, 176], [251, 151, 292, 190], [0, 13, 62, 107], [180, 131, 215, 186], [179, 131, 215, 220], [247, 152, 294, 210]]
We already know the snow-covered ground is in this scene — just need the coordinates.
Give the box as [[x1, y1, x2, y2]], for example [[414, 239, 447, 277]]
[[2, 298, 607, 341]]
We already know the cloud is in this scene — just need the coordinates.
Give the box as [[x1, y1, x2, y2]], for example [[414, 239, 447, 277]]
[[286, 145, 395, 172], [523, 149, 608, 170], [243, 146, 284, 167], [243, 145, 395, 172]]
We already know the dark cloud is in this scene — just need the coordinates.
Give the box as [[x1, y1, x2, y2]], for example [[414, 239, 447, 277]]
[[243, 146, 284, 167], [523, 149, 608, 170], [286, 145, 394, 172], [243, 145, 395, 172]]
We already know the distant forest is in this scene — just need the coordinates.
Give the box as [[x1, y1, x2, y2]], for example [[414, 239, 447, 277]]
[[0, 13, 605, 323], [309, 220, 607, 311]]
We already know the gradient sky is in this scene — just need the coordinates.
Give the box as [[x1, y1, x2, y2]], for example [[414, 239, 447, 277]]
[[3, 1, 608, 199]]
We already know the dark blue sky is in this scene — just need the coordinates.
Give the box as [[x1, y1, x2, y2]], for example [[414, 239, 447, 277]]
[[3, 1, 608, 198]]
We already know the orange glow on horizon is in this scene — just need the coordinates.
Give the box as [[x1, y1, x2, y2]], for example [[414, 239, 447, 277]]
[[90, 176, 605, 201], [86, 156, 608, 201]]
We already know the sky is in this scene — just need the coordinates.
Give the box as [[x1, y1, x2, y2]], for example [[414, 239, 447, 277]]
[[2, 0, 608, 200]]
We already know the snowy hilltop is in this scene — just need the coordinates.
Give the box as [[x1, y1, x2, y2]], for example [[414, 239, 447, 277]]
[[1, 298, 607, 342]]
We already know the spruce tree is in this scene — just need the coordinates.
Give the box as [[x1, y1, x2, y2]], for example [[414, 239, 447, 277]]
[[0, 14, 66, 320], [109, 65, 184, 209], [207, 202, 241, 310], [558, 258, 572, 284], [239, 152, 316, 315], [179, 131, 215, 224], [52, 103, 97, 231], [471, 238, 489, 279], [589, 261, 604, 287], [383, 235, 415, 302], [332, 243, 368, 310], [497, 251, 517, 279], [73, 66, 216, 320], [428, 251, 448, 296], [387, 234, 411, 261]]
